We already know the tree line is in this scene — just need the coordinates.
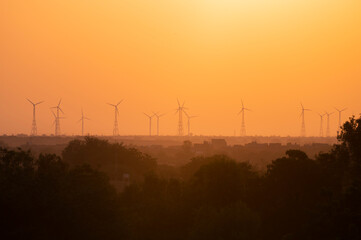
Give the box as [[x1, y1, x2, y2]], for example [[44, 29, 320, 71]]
[[1, 115, 361, 239]]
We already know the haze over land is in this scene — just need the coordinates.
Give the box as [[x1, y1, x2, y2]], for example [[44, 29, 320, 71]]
[[1, 0, 360, 136]]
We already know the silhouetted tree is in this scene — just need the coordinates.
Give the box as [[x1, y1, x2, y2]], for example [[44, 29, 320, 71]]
[[259, 150, 327, 239], [189, 202, 260, 240], [62, 137, 156, 181], [187, 155, 257, 208], [120, 174, 188, 240], [0, 148, 123, 240]]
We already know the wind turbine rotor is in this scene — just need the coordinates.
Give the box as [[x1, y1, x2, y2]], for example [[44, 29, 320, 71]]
[[27, 98, 35, 105], [116, 99, 123, 106], [143, 112, 151, 118]]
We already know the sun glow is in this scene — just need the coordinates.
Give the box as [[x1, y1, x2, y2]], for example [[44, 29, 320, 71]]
[[0, 0, 360, 136]]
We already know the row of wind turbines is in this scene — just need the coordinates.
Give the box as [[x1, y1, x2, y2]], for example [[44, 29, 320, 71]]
[[26, 98, 198, 137], [300, 103, 347, 137], [26, 98, 346, 137]]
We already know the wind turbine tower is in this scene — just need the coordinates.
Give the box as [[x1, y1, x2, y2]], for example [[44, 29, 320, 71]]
[[153, 112, 165, 136], [335, 107, 347, 129], [107, 100, 123, 136], [78, 109, 90, 136], [325, 111, 334, 137], [184, 111, 197, 136], [51, 111, 65, 136], [27, 98, 44, 136], [238, 100, 251, 136], [143, 113, 153, 136], [318, 113, 325, 137], [300, 103, 311, 137], [175, 99, 187, 136], [51, 99, 64, 136]]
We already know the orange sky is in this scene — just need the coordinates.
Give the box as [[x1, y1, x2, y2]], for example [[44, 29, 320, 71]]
[[1, 0, 360, 136]]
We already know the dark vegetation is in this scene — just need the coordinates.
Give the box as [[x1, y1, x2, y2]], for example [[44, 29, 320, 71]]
[[1, 116, 361, 239]]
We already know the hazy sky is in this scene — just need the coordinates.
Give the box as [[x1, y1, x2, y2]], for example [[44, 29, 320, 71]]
[[1, 0, 360, 136]]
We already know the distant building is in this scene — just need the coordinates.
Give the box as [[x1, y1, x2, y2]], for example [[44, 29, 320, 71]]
[[268, 143, 282, 148], [194, 141, 211, 155], [211, 139, 227, 149], [245, 141, 268, 150]]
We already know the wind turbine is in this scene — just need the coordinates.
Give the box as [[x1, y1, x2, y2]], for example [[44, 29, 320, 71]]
[[334, 107, 347, 129], [317, 113, 326, 137], [27, 98, 44, 136], [153, 112, 166, 136], [78, 108, 90, 136], [300, 103, 311, 137], [238, 100, 251, 136], [175, 99, 187, 136], [51, 111, 65, 136], [143, 112, 153, 136], [325, 111, 334, 137], [107, 100, 123, 136], [184, 111, 198, 136], [51, 99, 64, 136]]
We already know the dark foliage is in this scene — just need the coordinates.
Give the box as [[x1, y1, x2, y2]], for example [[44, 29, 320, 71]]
[[1, 115, 361, 239], [0, 149, 123, 240], [62, 137, 156, 181]]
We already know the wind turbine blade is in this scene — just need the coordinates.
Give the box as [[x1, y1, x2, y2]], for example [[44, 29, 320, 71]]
[[27, 98, 35, 105], [183, 110, 189, 117], [117, 99, 123, 106], [143, 112, 150, 117], [341, 108, 347, 112], [107, 103, 116, 107], [58, 99, 62, 106], [241, 99, 244, 108], [300, 102, 304, 109], [52, 111, 56, 118], [245, 108, 252, 111], [334, 107, 340, 112], [59, 107, 64, 114], [85, 117, 90, 120], [36, 101, 44, 105], [177, 99, 181, 107], [182, 101, 185, 108]]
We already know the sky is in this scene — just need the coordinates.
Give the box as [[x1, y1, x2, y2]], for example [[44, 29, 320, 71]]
[[1, 0, 360, 136]]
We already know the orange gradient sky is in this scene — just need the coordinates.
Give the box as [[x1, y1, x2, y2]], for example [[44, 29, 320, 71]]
[[1, 0, 360, 136]]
